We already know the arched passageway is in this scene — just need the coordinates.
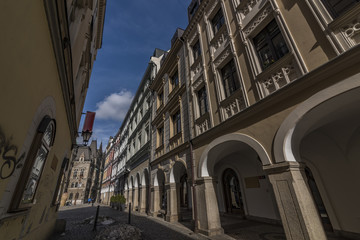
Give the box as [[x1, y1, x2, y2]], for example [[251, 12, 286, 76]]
[[272, 80, 360, 239], [168, 160, 191, 222], [295, 87, 360, 238], [196, 134, 280, 236], [152, 169, 166, 218]]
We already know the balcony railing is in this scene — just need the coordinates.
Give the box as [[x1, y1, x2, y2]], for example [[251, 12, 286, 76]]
[[155, 144, 164, 159], [220, 89, 246, 121], [191, 57, 203, 81], [210, 25, 229, 59], [169, 132, 183, 151], [195, 112, 210, 135], [256, 53, 301, 97]]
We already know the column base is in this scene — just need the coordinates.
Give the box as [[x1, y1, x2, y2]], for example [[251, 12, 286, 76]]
[[196, 227, 224, 236], [166, 214, 179, 222]]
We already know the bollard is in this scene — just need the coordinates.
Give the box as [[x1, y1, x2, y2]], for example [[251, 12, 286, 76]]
[[93, 205, 100, 231], [128, 203, 131, 225]]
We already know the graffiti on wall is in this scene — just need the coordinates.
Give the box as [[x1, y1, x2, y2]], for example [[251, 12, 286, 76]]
[[0, 128, 25, 179]]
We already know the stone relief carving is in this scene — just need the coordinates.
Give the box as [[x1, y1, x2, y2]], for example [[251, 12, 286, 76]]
[[244, 5, 272, 36], [214, 48, 231, 68], [341, 14, 360, 45]]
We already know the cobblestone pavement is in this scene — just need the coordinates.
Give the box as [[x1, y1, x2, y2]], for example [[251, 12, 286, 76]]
[[51, 204, 349, 240], [51, 204, 210, 240]]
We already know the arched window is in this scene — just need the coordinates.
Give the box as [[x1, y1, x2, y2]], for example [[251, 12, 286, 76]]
[[69, 193, 73, 200], [73, 169, 78, 178], [71, 182, 75, 188], [75, 192, 79, 199], [10, 116, 56, 210], [75, 182, 78, 188]]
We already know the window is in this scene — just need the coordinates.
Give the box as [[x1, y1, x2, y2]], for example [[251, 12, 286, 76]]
[[132, 140, 135, 152], [71, 182, 75, 188], [10, 117, 56, 210], [197, 87, 208, 116], [69, 193, 73, 200], [138, 134, 141, 148], [158, 91, 163, 108], [321, 0, 359, 18], [253, 19, 289, 70], [145, 126, 149, 142], [211, 8, 225, 35], [146, 97, 151, 110], [221, 59, 240, 98], [192, 40, 201, 62], [73, 169, 78, 178], [172, 111, 181, 135], [171, 71, 179, 89], [158, 127, 164, 146], [80, 169, 84, 178], [75, 182, 78, 188]]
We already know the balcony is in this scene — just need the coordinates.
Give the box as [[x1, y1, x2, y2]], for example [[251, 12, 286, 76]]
[[220, 89, 246, 121], [169, 132, 183, 151], [195, 112, 210, 135], [329, 4, 360, 48], [155, 144, 164, 159], [191, 57, 203, 82]]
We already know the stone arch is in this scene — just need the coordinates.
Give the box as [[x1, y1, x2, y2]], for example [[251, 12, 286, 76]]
[[169, 159, 187, 183], [141, 168, 149, 186], [273, 74, 360, 164], [199, 133, 271, 178], [273, 74, 360, 237]]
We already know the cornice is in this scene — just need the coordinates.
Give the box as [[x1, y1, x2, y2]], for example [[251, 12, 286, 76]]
[[150, 142, 190, 166]]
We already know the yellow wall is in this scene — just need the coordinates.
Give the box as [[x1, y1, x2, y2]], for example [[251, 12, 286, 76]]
[[0, 0, 72, 239]]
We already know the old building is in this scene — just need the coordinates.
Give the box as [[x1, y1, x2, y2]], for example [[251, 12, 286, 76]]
[[149, 30, 193, 223], [179, 0, 360, 239], [121, 49, 165, 213], [100, 137, 115, 204], [66, 140, 101, 205], [0, 0, 106, 239]]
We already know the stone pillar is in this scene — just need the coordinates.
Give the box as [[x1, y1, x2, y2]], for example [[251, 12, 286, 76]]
[[128, 188, 133, 210], [152, 186, 160, 216], [140, 186, 147, 213], [133, 187, 139, 211], [166, 183, 179, 222], [195, 177, 223, 236], [264, 162, 327, 240], [125, 190, 129, 205]]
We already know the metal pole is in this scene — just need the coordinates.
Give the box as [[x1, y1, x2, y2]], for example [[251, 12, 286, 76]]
[[93, 205, 100, 231], [128, 202, 131, 224]]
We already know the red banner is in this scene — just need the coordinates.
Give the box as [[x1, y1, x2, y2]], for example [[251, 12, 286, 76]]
[[82, 111, 96, 132]]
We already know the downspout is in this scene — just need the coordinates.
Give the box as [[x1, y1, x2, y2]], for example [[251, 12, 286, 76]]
[[179, 36, 198, 232]]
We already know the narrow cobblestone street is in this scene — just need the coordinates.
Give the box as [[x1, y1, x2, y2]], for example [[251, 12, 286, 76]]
[[52, 204, 212, 240]]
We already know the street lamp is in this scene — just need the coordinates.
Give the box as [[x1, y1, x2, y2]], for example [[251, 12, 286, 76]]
[[81, 111, 96, 145]]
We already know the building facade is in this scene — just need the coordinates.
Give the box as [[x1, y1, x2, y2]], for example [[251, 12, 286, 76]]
[[66, 140, 101, 205], [0, 0, 106, 239], [100, 137, 115, 204], [121, 49, 165, 213], [149, 29, 193, 223], [179, 0, 360, 239]]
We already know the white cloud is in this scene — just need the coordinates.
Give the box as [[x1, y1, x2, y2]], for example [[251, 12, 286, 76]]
[[95, 90, 133, 121]]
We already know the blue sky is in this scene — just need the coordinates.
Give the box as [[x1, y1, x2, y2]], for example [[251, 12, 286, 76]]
[[78, 0, 192, 147]]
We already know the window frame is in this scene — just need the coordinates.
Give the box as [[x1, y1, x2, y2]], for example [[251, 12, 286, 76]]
[[220, 59, 240, 98], [211, 8, 225, 35], [192, 40, 202, 62], [253, 19, 289, 70], [9, 117, 56, 211], [172, 110, 182, 136], [197, 86, 208, 117]]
